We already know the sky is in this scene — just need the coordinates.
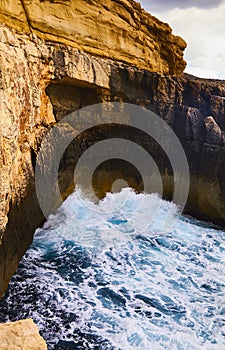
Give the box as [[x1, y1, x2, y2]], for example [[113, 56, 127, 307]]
[[139, 0, 225, 79]]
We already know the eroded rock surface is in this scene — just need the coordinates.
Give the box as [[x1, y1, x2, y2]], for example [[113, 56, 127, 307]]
[[0, 4, 225, 300], [0, 0, 186, 75], [0, 318, 47, 350]]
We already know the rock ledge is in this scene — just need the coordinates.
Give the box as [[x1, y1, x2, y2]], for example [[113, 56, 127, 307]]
[[0, 0, 186, 75]]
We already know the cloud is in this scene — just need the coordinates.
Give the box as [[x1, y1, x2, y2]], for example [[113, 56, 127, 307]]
[[140, 0, 225, 13], [155, 4, 225, 79]]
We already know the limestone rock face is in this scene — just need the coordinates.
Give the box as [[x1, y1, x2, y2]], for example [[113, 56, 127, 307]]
[[0, 23, 112, 297], [0, 319, 47, 350], [0, 0, 186, 75], [110, 70, 225, 225], [0, 15, 225, 300]]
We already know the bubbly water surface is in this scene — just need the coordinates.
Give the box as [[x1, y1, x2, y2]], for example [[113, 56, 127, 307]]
[[0, 189, 225, 349]]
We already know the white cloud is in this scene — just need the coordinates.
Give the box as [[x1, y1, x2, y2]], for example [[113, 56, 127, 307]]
[[140, 0, 224, 12], [139, 2, 225, 79]]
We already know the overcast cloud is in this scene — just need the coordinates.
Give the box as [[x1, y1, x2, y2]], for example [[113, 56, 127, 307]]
[[139, 1, 225, 79], [140, 0, 225, 13]]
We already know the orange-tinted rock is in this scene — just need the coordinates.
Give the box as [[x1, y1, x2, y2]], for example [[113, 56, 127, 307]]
[[0, 319, 47, 350], [0, 7, 225, 302], [0, 0, 186, 75]]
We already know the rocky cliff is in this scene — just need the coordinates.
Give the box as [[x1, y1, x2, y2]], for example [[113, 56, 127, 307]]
[[0, 0, 186, 75], [0, 319, 47, 349], [0, 1, 225, 300]]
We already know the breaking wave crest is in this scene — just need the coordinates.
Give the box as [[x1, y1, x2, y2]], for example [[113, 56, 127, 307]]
[[0, 188, 225, 349]]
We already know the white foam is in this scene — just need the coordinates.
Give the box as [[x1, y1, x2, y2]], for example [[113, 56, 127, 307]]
[[1, 189, 225, 349]]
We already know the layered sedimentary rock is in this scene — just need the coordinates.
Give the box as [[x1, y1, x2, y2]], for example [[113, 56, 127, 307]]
[[0, 1, 225, 300], [109, 70, 225, 224], [0, 318, 47, 349], [0, 0, 186, 75]]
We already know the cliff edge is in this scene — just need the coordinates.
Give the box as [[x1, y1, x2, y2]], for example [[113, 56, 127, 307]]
[[1, 1, 225, 302], [0, 0, 186, 75]]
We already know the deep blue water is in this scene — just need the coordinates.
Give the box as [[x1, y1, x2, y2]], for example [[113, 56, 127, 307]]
[[0, 189, 225, 349]]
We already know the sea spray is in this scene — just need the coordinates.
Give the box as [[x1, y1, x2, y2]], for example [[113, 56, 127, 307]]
[[0, 189, 224, 349]]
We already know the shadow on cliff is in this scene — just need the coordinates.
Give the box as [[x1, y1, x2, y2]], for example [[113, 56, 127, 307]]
[[109, 65, 225, 227], [2, 67, 225, 299]]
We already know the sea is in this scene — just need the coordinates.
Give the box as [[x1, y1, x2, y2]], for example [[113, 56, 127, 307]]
[[0, 188, 224, 349]]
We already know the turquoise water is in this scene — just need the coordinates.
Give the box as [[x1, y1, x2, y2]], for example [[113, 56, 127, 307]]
[[0, 189, 225, 349]]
